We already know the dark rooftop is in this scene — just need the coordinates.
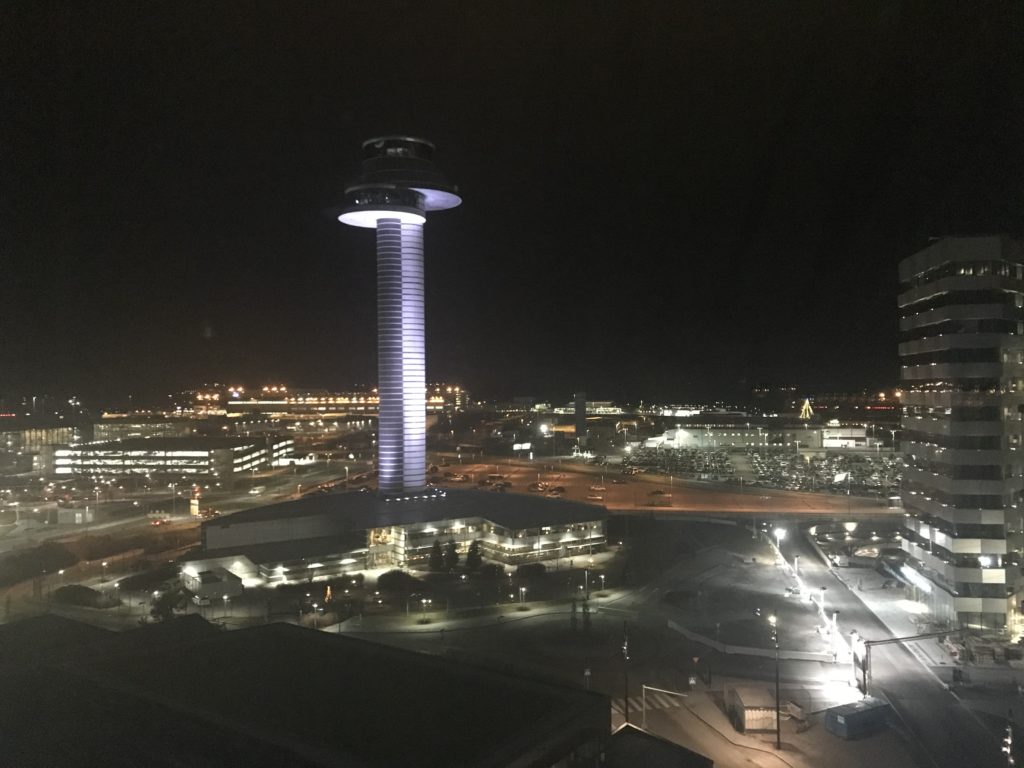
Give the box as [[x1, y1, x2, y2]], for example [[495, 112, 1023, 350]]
[[204, 487, 606, 534], [0, 616, 609, 767], [603, 724, 713, 767]]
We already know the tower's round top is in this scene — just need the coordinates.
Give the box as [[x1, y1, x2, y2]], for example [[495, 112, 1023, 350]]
[[345, 136, 460, 212], [362, 136, 436, 158]]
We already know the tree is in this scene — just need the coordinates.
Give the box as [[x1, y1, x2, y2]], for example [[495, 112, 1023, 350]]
[[429, 540, 444, 571], [443, 539, 459, 571], [150, 588, 184, 621], [465, 540, 482, 571], [377, 570, 422, 592]]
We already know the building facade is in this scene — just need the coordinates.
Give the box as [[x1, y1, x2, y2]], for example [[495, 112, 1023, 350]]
[[52, 436, 293, 480], [899, 236, 1024, 630]]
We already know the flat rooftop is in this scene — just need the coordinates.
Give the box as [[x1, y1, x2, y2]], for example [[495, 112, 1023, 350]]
[[0, 617, 609, 767], [204, 488, 606, 534], [75, 436, 280, 451]]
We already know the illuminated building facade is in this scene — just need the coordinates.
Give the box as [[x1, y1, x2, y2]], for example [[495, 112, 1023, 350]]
[[224, 385, 462, 415], [52, 436, 293, 479], [899, 236, 1024, 630], [338, 137, 461, 497], [193, 489, 606, 582]]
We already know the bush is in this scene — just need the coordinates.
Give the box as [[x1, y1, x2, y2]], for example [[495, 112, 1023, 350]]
[[516, 563, 547, 579], [376, 570, 424, 593], [479, 563, 504, 579], [0, 542, 76, 587], [53, 584, 116, 609], [116, 564, 180, 592]]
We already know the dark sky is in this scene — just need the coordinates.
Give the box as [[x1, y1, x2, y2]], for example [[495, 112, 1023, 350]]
[[3, 2, 1023, 405]]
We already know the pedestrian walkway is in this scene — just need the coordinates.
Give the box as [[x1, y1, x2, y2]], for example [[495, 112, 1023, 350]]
[[612, 691, 683, 715], [831, 563, 955, 668]]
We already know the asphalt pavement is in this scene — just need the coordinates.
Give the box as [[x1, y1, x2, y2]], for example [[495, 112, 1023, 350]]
[[782, 534, 1004, 768]]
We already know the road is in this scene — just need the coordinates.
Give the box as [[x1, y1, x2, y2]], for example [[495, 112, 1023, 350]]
[[784, 533, 1003, 768], [437, 454, 893, 518]]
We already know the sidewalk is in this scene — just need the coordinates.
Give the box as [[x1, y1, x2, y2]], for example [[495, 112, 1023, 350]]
[[840, 567, 956, 668]]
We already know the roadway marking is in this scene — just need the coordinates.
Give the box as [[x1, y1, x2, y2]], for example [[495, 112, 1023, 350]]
[[612, 692, 682, 714]]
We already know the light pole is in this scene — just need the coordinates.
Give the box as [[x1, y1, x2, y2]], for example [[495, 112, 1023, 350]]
[[770, 614, 782, 753], [101, 561, 108, 581], [600, 573, 606, 592], [584, 569, 589, 600], [519, 586, 526, 604], [622, 622, 630, 723], [773, 527, 787, 552]]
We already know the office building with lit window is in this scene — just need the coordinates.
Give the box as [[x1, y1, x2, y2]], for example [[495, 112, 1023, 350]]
[[52, 436, 294, 480], [899, 236, 1024, 630]]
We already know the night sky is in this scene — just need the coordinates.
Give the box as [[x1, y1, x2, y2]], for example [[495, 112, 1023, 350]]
[[3, 2, 1023, 405]]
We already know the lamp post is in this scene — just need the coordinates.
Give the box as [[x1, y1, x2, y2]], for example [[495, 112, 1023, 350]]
[[600, 573, 606, 592], [519, 586, 526, 604], [622, 622, 631, 723], [101, 561, 108, 581], [773, 526, 787, 552], [770, 614, 782, 753]]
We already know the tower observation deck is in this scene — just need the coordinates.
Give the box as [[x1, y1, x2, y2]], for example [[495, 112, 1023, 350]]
[[338, 137, 461, 497]]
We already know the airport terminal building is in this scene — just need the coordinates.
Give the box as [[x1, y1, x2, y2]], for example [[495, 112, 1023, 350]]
[[188, 489, 606, 585]]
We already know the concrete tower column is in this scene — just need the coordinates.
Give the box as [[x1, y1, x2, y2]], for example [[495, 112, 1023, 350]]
[[376, 219, 426, 494]]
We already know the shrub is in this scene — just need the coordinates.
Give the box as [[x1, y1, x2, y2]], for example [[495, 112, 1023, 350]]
[[516, 563, 547, 579], [479, 563, 504, 579], [53, 584, 115, 609], [376, 570, 424, 593]]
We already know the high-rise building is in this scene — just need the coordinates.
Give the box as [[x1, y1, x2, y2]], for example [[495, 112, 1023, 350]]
[[338, 137, 460, 497], [899, 236, 1024, 630]]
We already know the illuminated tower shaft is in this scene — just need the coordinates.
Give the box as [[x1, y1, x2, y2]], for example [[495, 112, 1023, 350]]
[[376, 220, 426, 494], [338, 136, 460, 498]]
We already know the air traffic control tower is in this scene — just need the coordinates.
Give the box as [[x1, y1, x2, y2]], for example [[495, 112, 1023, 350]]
[[338, 137, 461, 498]]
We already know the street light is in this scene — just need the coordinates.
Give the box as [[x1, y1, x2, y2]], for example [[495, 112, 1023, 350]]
[[101, 561, 108, 581], [600, 573, 606, 592], [519, 586, 527, 604], [768, 613, 781, 749]]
